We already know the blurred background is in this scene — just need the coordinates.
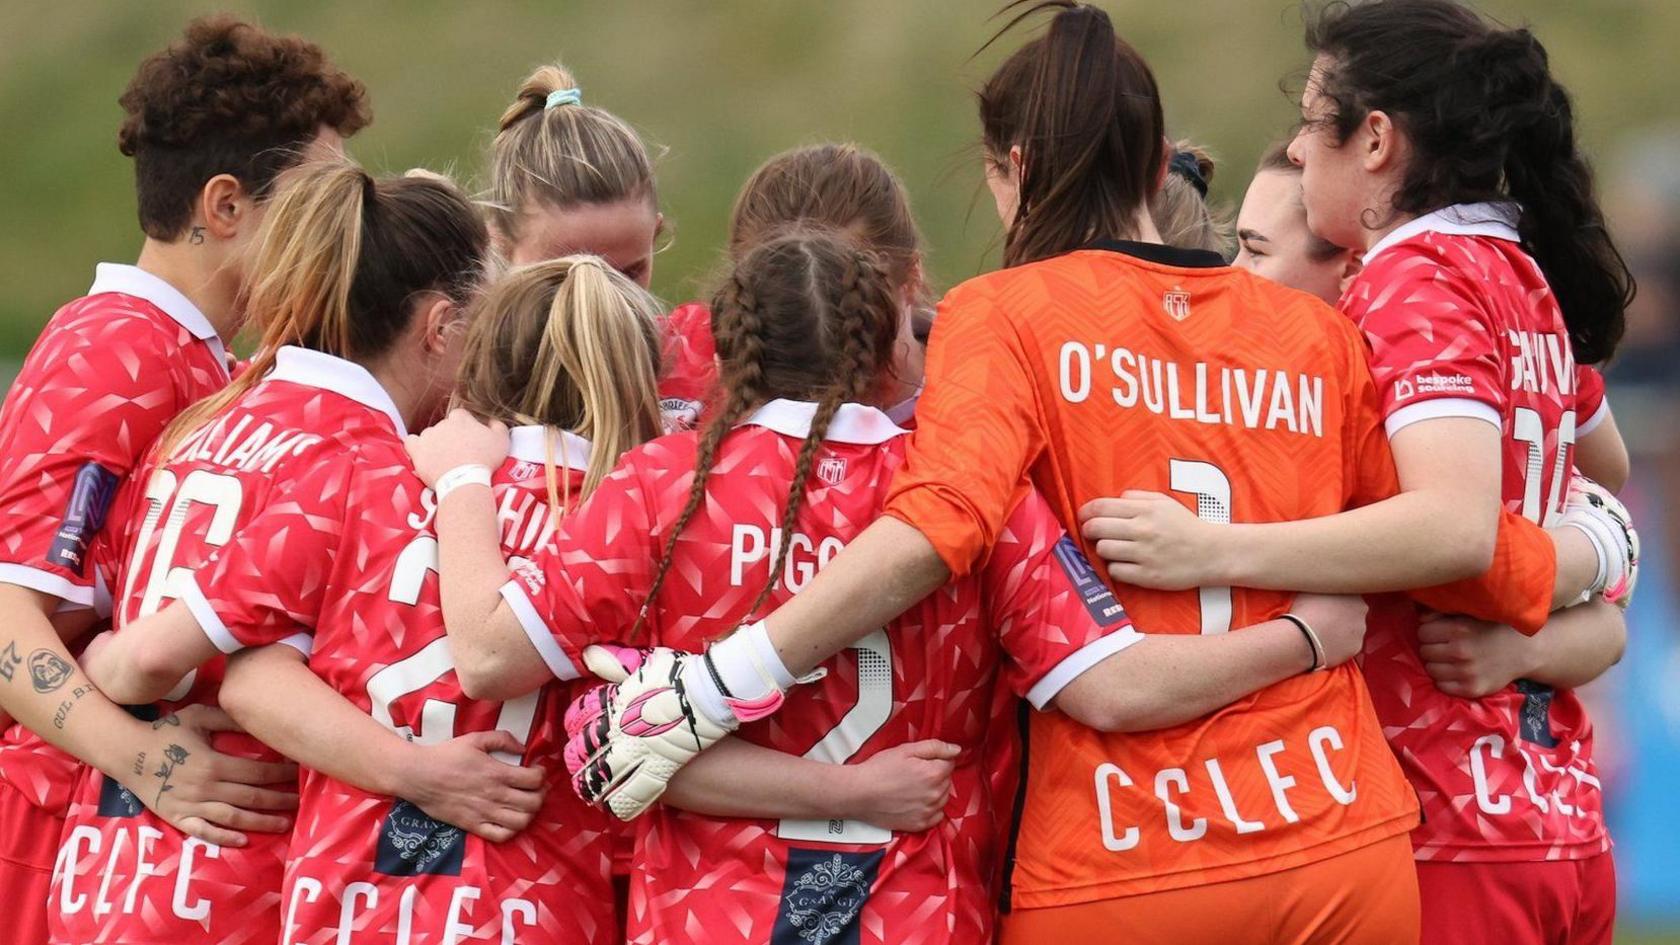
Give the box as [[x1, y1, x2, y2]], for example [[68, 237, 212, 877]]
[[1, 0, 1676, 937]]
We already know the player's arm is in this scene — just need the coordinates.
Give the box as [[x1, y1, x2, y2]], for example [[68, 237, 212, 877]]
[[80, 603, 221, 704], [0, 583, 295, 847], [1417, 599, 1626, 699], [1053, 596, 1366, 732], [1575, 414, 1628, 494], [663, 738, 957, 832], [219, 645, 544, 842]]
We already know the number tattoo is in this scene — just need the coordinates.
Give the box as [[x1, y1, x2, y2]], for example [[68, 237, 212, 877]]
[[0, 641, 19, 683]]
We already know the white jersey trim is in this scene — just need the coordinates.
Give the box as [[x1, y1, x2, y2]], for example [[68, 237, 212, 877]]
[[1576, 399, 1611, 438], [181, 575, 242, 655], [1363, 202, 1521, 266], [89, 263, 228, 375], [274, 632, 315, 658], [508, 426, 593, 472], [1025, 626, 1146, 710], [267, 346, 408, 436], [500, 579, 581, 681], [741, 399, 908, 445], [0, 564, 95, 608], [1385, 398, 1502, 439]]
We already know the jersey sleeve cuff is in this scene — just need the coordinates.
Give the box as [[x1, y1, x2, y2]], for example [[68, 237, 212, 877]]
[[1025, 626, 1146, 710], [180, 576, 243, 655], [274, 632, 315, 658], [1576, 399, 1610, 437], [1384, 398, 1502, 439], [499, 580, 581, 681], [0, 564, 96, 608]]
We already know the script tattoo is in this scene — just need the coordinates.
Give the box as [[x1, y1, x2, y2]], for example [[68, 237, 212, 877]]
[[153, 744, 190, 804], [132, 751, 147, 779], [51, 684, 95, 730], [28, 650, 73, 693], [0, 641, 20, 683]]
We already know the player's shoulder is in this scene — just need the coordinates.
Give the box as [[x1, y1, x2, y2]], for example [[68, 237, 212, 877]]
[[30, 292, 184, 364]]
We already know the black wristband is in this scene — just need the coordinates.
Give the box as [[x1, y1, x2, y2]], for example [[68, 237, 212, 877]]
[[702, 649, 736, 699], [1279, 613, 1323, 673]]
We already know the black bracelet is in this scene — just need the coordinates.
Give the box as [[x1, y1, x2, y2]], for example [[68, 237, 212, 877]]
[[1278, 613, 1324, 673], [702, 648, 736, 699]]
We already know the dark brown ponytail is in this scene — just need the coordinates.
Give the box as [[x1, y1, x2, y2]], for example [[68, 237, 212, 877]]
[[1306, 0, 1633, 363], [979, 1, 1165, 267]]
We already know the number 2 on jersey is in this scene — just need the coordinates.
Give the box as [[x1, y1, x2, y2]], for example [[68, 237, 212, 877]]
[[777, 629, 894, 845]]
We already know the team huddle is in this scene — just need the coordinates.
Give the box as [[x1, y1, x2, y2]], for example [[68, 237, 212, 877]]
[[0, 1, 1646, 944]]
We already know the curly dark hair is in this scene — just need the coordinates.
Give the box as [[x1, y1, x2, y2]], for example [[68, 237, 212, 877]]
[[118, 14, 371, 240]]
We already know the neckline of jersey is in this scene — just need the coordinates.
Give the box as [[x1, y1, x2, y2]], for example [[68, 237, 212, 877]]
[[1080, 238, 1227, 270]]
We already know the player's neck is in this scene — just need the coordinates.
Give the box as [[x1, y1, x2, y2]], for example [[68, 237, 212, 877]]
[[133, 238, 243, 342], [364, 356, 439, 434]]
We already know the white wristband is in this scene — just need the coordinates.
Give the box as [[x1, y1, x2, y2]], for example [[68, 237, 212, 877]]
[[434, 464, 492, 502]]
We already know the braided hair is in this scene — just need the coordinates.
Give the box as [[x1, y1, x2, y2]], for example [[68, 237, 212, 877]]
[[629, 228, 900, 640]]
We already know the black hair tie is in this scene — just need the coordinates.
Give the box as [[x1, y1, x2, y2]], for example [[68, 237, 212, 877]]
[[1169, 151, 1209, 198]]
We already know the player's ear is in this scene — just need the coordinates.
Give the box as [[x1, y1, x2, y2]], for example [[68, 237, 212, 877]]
[[1361, 109, 1399, 174], [418, 293, 461, 357], [198, 174, 250, 242], [1339, 250, 1364, 297]]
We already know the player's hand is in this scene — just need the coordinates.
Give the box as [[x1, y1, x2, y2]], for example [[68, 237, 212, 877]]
[[120, 705, 299, 849], [1290, 594, 1369, 668], [1559, 475, 1639, 608], [1417, 613, 1532, 699], [563, 647, 738, 821], [402, 730, 546, 843], [404, 408, 509, 488], [842, 740, 958, 832], [1080, 491, 1220, 591]]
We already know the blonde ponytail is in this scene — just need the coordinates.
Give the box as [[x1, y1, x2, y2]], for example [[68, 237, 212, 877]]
[[155, 160, 369, 459], [455, 256, 663, 516]]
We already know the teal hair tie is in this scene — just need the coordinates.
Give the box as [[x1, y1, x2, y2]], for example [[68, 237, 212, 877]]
[[545, 87, 582, 110]]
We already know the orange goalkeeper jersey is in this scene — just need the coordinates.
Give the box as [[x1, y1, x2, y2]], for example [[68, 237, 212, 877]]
[[885, 242, 1418, 905]]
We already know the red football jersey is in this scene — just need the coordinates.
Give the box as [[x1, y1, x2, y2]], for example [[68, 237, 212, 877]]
[[50, 346, 395, 945], [0, 265, 229, 823], [277, 424, 615, 945], [1342, 204, 1606, 862], [658, 302, 717, 431], [501, 399, 1138, 945]]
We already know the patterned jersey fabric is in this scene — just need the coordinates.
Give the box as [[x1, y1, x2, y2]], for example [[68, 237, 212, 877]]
[[51, 346, 396, 945], [1343, 204, 1608, 863], [500, 400, 1138, 945], [0, 264, 228, 821], [882, 240, 1420, 906], [658, 302, 717, 431], [276, 424, 616, 945]]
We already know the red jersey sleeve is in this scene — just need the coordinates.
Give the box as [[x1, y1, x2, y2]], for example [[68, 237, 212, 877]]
[[658, 302, 718, 431], [500, 458, 660, 681], [178, 458, 353, 654], [982, 490, 1141, 708], [1342, 248, 1504, 434], [1575, 365, 1609, 436], [884, 279, 1045, 578], [0, 323, 181, 605]]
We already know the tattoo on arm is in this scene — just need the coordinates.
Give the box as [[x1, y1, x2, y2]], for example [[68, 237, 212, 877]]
[[28, 650, 73, 693], [153, 744, 190, 804], [132, 751, 147, 779], [151, 714, 181, 730], [0, 642, 19, 683], [50, 684, 95, 730]]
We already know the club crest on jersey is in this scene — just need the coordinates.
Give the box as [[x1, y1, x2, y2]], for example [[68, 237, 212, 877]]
[[816, 456, 847, 486], [1163, 286, 1192, 321], [375, 799, 466, 876], [509, 460, 539, 481], [772, 849, 882, 945]]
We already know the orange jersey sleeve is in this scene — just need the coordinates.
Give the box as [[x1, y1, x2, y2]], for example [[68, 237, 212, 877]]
[[1411, 511, 1555, 634], [885, 278, 1046, 577]]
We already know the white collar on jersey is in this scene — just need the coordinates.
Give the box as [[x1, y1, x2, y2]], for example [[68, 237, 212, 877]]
[[266, 345, 409, 436], [740, 398, 908, 445], [507, 425, 593, 472], [88, 263, 221, 342], [1362, 201, 1522, 266]]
